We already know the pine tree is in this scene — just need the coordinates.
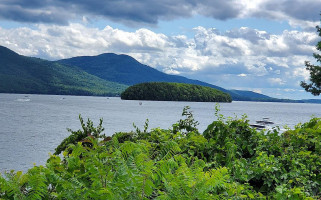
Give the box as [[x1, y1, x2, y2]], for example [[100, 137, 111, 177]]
[[301, 21, 321, 95]]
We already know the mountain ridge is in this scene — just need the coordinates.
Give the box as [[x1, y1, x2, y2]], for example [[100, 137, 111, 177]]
[[2, 45, 321, 103], [58, 53, 275, 101], [0, 46, 127, 96]]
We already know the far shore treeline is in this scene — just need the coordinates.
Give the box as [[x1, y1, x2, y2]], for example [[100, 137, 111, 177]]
[[121, 82, 232, 102]]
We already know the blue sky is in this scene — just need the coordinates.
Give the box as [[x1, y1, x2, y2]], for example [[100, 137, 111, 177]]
[[0, 0, 320, 100]]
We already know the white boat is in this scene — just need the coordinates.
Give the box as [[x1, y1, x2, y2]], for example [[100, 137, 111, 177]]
[[251, 118, 274, 130], [15, 98, 31, 102], [250, 124, 266, 129], [256, 118, 274, 125]]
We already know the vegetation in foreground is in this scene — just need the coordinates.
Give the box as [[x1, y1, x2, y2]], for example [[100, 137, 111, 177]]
[[0, 106, 321, 199], [121, 82, 232, 102]]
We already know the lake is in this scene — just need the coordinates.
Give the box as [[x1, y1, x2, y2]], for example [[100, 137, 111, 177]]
[[1, 93, 321, 172]]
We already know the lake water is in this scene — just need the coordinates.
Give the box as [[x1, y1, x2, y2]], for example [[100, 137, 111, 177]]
[[1, 93, 321, 172]]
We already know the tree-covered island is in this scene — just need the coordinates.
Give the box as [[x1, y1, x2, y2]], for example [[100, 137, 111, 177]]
[[121, 82, 232, 102]]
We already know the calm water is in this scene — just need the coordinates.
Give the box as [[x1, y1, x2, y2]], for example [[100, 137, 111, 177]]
[[1, 93, 321, 172]]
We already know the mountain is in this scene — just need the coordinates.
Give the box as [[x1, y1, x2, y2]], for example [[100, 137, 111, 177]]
[[3, 46, 316, 103], [58, 53, 275, 101], [228, 90, 277, 101], [58, 53, 226, 90], [0, 46, 127, 96]]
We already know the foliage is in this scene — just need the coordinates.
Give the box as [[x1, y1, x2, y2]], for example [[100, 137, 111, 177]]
[[0, 46, 127, 96], [172, 106, 199, 135], [121, 82, 232, 102], [1, 106, 321, 199], [58, 53, 229, 93], [1, 45, 297, 102], [301, 21, 321, 95], [54, 115, 106, 155], [58, 51, 283, 102]]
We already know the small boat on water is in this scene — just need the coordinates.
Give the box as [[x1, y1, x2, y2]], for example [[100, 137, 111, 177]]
[[250, 124, 266, 129], [15, 98, 31, 102], [250, 118, 274, 129], [256, 118, 274, 125]]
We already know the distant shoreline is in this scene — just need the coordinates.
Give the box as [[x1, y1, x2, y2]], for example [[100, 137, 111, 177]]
[[2, 92, 321, 104]]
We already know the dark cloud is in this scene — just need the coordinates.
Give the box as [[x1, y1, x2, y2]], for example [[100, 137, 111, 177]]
[[0, 0, 320, 26], [196, 0, 242, 20], [0, 3, 68, 24], [0, 0, 196, 25], [264, 0, 321, 21], [7, 0, 52, 9], [226, 28, 270, 44]]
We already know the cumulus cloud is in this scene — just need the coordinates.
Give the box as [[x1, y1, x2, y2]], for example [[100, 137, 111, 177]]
[[0, 0, 320, 28], [0, 23, 318, 98], [268, 78, 286, 85]]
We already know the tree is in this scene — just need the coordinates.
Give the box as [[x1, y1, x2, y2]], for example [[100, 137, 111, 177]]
[[300, 24, 321, 95]]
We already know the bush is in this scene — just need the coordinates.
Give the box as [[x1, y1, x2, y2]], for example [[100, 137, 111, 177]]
[[1, 107, 320, 199]]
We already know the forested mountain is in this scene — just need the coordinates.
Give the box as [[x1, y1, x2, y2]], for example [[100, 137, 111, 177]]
[[2, 46, 316, 102], [121, 82, 232, 102], [228, 90, 278, 101], [0, 46, 127, 96], [59, 53, 265, 101]]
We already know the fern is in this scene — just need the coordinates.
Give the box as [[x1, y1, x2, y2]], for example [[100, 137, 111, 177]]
[[2, 109, 321, 199], [24, 167, 48, 200], [54, 115, 105, 155], [157, 141, 181, 161], [2, 170, 32, 199]]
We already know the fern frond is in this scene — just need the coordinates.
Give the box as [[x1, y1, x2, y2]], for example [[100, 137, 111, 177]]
[[25, 167, 48, 200], [158, 141, 181, 161]]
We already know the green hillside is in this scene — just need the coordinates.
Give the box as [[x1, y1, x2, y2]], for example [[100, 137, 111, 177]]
[[59, 53, 221, 88], [0, 46, 127, 96], [58, 54, 231, 92], [228, 89, 277, 101], [3, 47, 316, 102], [58, 53, 276, 101], [121, 82, 232, 102]]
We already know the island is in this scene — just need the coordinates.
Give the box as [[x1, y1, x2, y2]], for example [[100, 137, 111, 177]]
[[120, 82, 232, 102]]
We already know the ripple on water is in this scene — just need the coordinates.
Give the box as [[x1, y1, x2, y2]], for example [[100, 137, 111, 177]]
[[1, 94, 321, 172]]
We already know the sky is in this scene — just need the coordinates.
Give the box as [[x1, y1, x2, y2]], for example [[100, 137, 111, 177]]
[[0, 0, 320, 100]]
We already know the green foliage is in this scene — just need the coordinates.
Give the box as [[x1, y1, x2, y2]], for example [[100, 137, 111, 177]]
[[1, 107, 321, 199], [121, 82, 232, 102], [0, 46, 128, 96], [58, 52, 283, 102], [58, 53, 229, 93], [54, 115, 105, 155], [172, 106, 199, 135]]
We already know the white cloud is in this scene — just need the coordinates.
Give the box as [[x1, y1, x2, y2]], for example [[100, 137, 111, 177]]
[[292, 67, 310, 80], [284, 88, 296, 92], [268, 78, 286, 85], [253, 89, 262, 94], [239, 0, 320, 30], [0, 23, 318, 99], [163, 68, 180, 75]]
